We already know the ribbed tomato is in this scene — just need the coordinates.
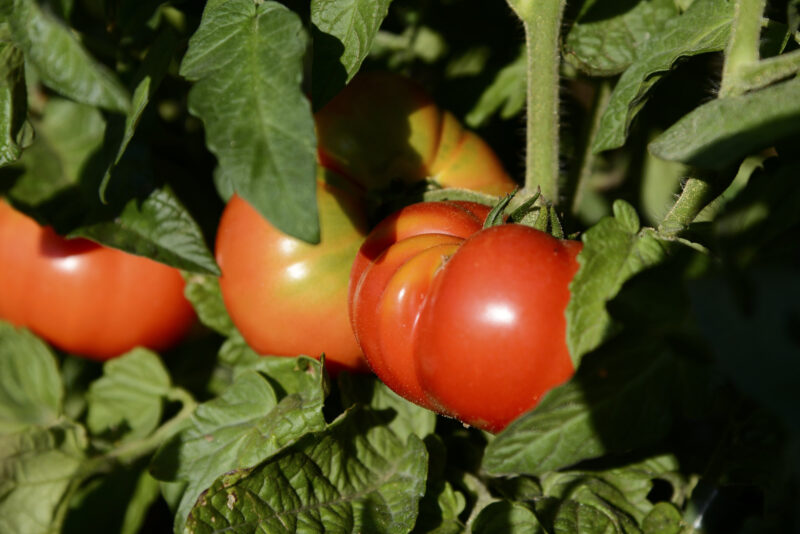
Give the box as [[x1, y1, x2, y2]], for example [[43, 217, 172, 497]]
[[349, 201, 582, 432], [0, 200, 195, 361]]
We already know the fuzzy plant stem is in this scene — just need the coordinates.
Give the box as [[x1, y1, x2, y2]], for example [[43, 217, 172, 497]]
[[506, 0, 567, 205]]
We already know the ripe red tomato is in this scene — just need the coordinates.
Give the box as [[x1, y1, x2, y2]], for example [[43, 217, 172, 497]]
[[216, 74, 515, 372], [349, 201, 582, 432], [0, 200, 195, 361], [216, 172, 369, 374]]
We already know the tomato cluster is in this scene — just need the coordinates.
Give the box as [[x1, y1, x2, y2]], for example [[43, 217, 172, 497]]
[[349, 201, 582, 432], [216, 73, 516, 372], [0, 200, 195, 361]]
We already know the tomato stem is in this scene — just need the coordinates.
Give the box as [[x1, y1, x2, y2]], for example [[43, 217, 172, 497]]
[[719, 0, 766, 97], [507, 0, 567, 204], [658, 174, 716, 235]]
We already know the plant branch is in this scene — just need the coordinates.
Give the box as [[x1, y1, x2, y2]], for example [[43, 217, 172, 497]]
[[658, 174, 716, 235], [719, 0, 767, 97], [507, 0, 567, 204]]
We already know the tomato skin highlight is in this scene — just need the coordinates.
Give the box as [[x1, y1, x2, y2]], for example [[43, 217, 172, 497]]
[[0, 200, 195, 361], [216, 175, 369, 373], [415, 225, 581, 433], [349, 201, 582, 432]]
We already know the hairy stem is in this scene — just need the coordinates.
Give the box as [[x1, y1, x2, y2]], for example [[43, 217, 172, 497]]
[[507, 0, 567, 204], [719, 0, 766, 97], [658, 175, 716, 235]]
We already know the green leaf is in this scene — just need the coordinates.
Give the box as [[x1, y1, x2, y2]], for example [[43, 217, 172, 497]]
[[183, 273, 236, 336], [339, 373, 437, 440], [86, 348, 171, 443], [150, 369, 327, 532], [0, 43, 28, 167], [181, 0, 318, 243], [648, 76, 800, 170], [0, 322, 62, 434], [552, 499, 641, 534], [99, 28, 179, 199], [641, 502, 682, 534], [470, 501, 545, 534], [63, 463, 161, 534], [6, 0, 129, 112], [311, 0, 393, 109], [0, 422, 87, 534], [185, 406, 428, 534], [566, 201, 669, 365], [482, 339, 675, 476], [592, 0, 735, 153], [6, 97, 104, 208], [564, 0, 679, 76], [465, 48, 526, 128], [68, 186, 220, 275], [690, 270, 800, 430]]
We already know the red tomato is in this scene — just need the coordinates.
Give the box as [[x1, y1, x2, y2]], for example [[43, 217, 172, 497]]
[[216, 172, 369, 373], [349, 201, 582, 432], [216, 74, 515, 373], [0, 200, 195, 361]]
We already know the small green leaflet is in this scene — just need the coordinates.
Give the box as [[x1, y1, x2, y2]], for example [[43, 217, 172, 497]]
[[465, 48, 526, 128], [0, 422, 88, 534], [592, 0, 735, 153], [150, 367, 327, 532], [5, 0, 129, 112], [0, 43, 28, 167], [181, 0, 319, 243], [564, 0, 679, 76], [566, 200, 669, 365], [98, 28, 179, 201], [471, 501, 545, 533], [0, 322, 63, 433], [69, 186, 220, 276], [649, 76, 800, 170], [184, 406, 428, 534], [311, 0, 393, 109], [87, 349, 172, 443]]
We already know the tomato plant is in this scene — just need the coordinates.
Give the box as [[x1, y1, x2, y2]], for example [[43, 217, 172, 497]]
[[216, 74, 516, 372], [350, 201, 581, 432], [0, 200, 195, 361]]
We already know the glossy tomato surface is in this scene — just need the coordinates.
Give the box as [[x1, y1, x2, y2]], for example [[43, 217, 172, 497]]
[[216, 172, 369, 373], [349, 201, 582, 432], [0, 200, 195, 361]]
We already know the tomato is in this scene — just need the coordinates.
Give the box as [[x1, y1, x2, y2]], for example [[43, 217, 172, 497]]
[[216, 170, 369, 373], [0, 200, 195, 361], [349, 201, 582, 432], [217, 73, 516, 373]]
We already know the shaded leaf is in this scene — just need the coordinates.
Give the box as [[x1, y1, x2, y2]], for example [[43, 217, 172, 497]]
[[564, 0, 679, 76], [0, 422, 87, 534], [0, 43, 28, 167], [642, 502, 682, 534], [311, 0, 393, 109], [566, 200, 669, 365], [7, 0, 129, 112], [87, 348, 171, 443], [471, 501, 545, 534], [649, 76, 800, 170], [465, 48, 526, 127], [552, 499, 641, 534], [592, 0, 734, 153], [185, 406, 428, 534], [151, 368, 327, 531], [339, 372, 437, 440], [482, 339, 675, 476], [183, 273, 236, 336], [181, 0, 318, 243], [0, 322, 62, 433]]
